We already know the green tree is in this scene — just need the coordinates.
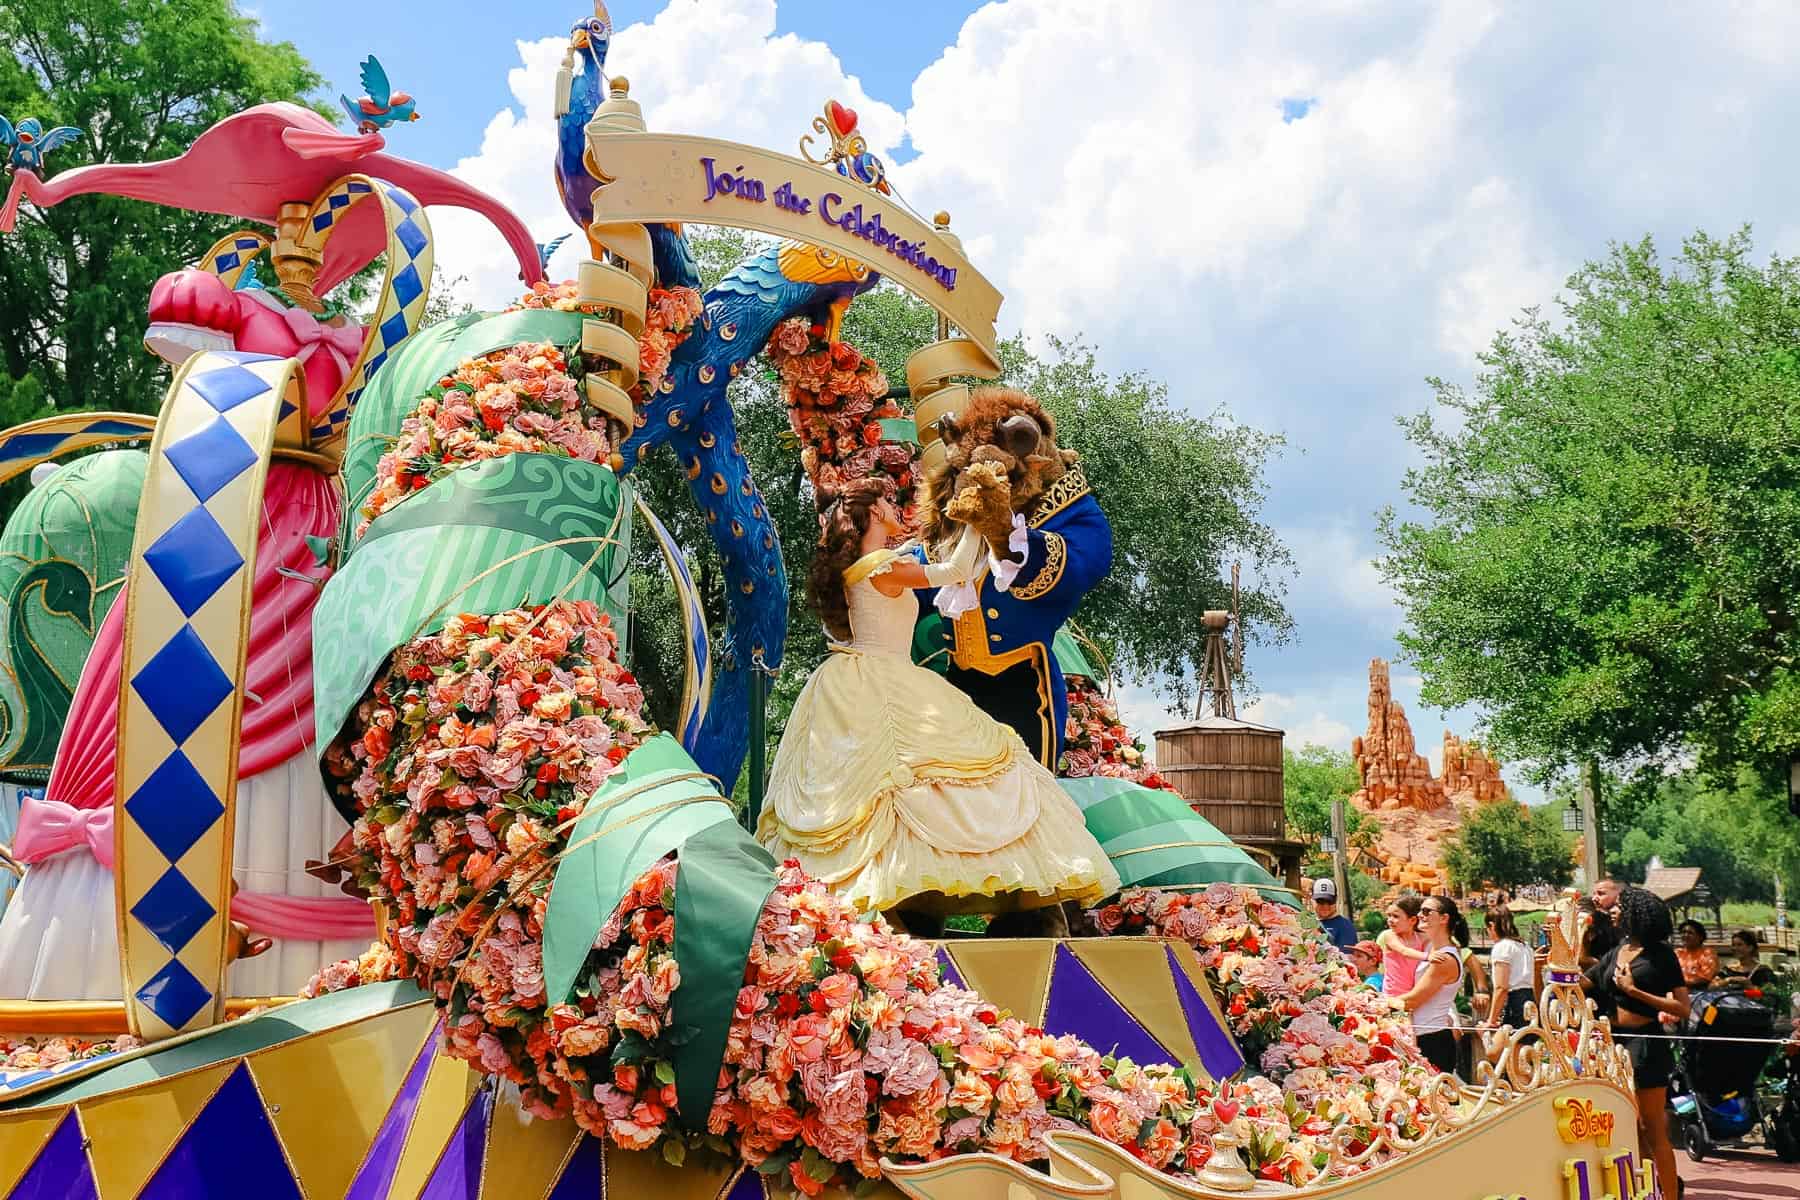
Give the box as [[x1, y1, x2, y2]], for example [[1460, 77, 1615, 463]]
[[0, 0, 324, 419], [1380, 229, 1800, 782], [1440, 802, 1575, 892], [1281, 744, 1379, 873], [1606, 768, 1800, 903]]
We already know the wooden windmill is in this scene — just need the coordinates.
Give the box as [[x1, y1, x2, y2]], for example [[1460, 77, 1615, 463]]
[[1195, 563, 1243, 719]]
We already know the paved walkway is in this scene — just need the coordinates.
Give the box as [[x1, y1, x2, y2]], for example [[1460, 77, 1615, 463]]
[[1685, 1148, 1800, 1200]]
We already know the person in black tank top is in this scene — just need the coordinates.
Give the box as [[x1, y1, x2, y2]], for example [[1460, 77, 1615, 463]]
[[1582, 887, 1689, 1200]]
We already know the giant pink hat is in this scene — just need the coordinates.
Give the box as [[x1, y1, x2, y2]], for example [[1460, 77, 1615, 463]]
[[0, 102, 545, 292]]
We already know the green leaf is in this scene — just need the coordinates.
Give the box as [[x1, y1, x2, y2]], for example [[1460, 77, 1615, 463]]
[[653, 1059, 676, 1086], [541, 734, 734, 1006]]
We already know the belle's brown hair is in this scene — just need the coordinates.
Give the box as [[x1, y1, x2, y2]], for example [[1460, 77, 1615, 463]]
[[809, 477, 890, 642]]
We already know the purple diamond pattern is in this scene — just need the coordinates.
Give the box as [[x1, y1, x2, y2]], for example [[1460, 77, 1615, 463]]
[[163, 416, 256, 502], [935, 947, 965, 990], [124, 751, 222, 863], [1167, 946, 1246, 1080], [130, 867, 214, 954], [546, 1135, 603, 1200], [347, 1023, 443, 1200], [1042, 944, 1173, 1066], [186, 364, 269, 414], [132, 623, 234, 744], [419, 1088, 492, 1200], [10, 1110, 98, 1200], [140, 1063, 301, 1199], [134, 957, 212, 1030], [143, 506, 243, 616]]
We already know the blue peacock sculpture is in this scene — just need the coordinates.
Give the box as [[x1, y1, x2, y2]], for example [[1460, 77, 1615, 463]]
[[553, 11, 880, 790]]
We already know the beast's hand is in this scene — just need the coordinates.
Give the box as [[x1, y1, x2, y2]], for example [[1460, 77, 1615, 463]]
[[945, 460, 1016, 549]]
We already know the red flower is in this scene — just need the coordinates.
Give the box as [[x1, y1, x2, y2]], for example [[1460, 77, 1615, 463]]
[[976, 1009, 999, 1026], [536, 763, 560, 784], [862, 423, 882, 446]]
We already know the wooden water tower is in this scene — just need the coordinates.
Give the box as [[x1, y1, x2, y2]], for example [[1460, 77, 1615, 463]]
[[1153, 602, 1307, 889]]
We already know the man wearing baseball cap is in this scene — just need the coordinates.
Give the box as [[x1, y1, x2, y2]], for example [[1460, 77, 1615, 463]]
[[1312, 878, 1358, 950]]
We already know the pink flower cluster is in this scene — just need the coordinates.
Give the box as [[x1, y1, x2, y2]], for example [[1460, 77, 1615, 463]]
[[316, 598, 655, 1121], [1091, 884, 1448, 1181], [561, 858, 1228, 1195], [358, 342, 607, 535], [1059, 675, 1176, 791], [767, 318, 913, 518], [505, 279, 704, 391]]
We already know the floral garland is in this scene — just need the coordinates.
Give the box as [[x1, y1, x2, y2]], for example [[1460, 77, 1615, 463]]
[[1090, 885, 1443, 1182], [358, 283, 704, 537], [767, 317, 912, 516], [506, 279, 704, 392], [1059, 675, 1175, 791], [357, 342, 606, 536]]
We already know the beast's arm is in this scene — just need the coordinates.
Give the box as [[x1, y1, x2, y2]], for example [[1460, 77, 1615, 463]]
[[1005, 496, 1112, 623]]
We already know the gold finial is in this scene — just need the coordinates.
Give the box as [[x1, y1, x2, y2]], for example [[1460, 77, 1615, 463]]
[[610, 76, 629, 98], [934, 211, 951, 229], [271, 201, 325, 313]]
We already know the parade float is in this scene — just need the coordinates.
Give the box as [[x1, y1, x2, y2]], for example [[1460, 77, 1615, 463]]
[[0, 8, 1651, 1199]]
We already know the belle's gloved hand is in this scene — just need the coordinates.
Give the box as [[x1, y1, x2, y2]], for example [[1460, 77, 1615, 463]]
[[922, 523, 985, 587]]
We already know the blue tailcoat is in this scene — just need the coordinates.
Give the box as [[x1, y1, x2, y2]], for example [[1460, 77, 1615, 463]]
[[921, 464, 1112, 767]]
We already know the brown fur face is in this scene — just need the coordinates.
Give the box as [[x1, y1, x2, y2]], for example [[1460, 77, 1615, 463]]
[[919, 387, 1075, 546]]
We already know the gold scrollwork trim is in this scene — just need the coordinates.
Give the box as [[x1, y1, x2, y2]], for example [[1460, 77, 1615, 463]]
[[1028, 464, 1091, 528], [1011, 530, 1065, 601]]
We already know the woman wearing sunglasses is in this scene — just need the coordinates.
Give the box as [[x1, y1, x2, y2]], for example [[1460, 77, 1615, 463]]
[[1398, 895, 1469, 1074]]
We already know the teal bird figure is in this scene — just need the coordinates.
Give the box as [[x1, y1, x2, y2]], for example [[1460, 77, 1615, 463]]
[[0, 117, 81, 174], [340, 56, 419, 134]]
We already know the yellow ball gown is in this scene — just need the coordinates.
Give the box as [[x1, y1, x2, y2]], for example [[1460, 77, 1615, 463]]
[[757, 549, 1120, 914]]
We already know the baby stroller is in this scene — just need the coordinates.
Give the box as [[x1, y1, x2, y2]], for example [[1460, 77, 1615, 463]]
[[1667, 988, 1800, 1162]]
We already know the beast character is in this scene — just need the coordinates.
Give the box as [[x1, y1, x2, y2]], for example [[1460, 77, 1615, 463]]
[[917, 386, 1112, 769]]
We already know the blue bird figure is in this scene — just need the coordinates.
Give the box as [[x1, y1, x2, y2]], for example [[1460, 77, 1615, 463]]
[[554, 8, 612, 237], [0, 117, 81, 173], [339, 56, 419, 134], [536, 233, 572, 273]]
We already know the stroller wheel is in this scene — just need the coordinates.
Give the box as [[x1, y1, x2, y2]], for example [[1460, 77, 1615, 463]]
[[1681, 1115, 1710, 1162]]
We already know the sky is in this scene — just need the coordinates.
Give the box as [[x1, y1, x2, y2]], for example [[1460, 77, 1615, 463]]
[[250, 0, 1800, 801]]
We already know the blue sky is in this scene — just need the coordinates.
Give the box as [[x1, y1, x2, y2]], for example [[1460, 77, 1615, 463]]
[[246, 2, 1800, 802]]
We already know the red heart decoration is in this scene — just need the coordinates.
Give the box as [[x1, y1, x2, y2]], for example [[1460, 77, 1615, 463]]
[[1213, 1099, 1241, 1125], [825, 100, 858, 139]]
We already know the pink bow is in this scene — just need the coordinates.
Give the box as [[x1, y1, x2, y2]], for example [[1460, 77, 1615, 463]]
[[278, 304, 367, 367], [13, 795, 114, 868]]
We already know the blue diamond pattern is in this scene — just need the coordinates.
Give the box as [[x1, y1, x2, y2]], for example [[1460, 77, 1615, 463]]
[[144, 507, 242, 617], [133, 625, 234, 744], [391, 262, 423, 307], [394, 215, 427, 259], [125, 752, 223, 863], [328, 191, 352, 210], [131, 868, 214, 954], [348, 180, 373, 193], [278, 399, 298, 422], [214, 351, 279, 366], [164, 416, 256, 503], [236, 237, 262, 250], [187, 364, 269, 414], [363, 349, 388, 375], [214, 253, 241, 272], [311, 211, 334, 233], [384, 185, 418, 214], [379, 311, 411, 349], [136, 958, 211, 1030]]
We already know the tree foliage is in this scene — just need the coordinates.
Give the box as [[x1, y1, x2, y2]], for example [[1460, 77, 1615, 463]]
[[1605, 768, 1800, 903], [1281, 744, 1379, 874], [1440, 801, 1575, 892], [1380, 229, 1800, 778], [0, 0, 324, 417]]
